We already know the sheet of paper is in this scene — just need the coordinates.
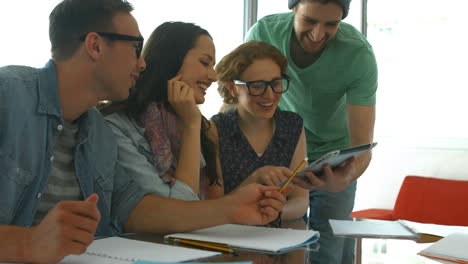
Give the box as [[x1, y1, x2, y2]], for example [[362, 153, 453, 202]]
[[133, 261, 252, 264], [399, 220, 468, 238], [166, 224, 319, 252], [59, 237, 220, 263], [329, 219, 419, 239], [419, 232, 468, 263], [60, 253, 131, 264]]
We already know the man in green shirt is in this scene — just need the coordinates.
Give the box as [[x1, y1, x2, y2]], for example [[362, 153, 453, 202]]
[[245, 0, 377, 263]]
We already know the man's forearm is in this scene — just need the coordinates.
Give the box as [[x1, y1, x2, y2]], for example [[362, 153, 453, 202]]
[[346, 104, 375, 183], [124, 195, 230, 234], [0, 225, 30, 262], [350, 152, 372, 182]]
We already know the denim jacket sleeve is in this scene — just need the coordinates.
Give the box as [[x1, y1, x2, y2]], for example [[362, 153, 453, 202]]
[[105, 113, 199, 201], [75, 108, 147, 236]]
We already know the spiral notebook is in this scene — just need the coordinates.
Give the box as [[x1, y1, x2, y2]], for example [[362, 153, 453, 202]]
[[58, 237, 220, 264]]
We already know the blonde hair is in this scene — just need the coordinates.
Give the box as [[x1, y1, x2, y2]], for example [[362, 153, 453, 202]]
[[215, 41, 288, 111]]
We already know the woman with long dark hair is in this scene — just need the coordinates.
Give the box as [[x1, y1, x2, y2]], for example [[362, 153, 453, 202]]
[[101, 21, 218, 200]]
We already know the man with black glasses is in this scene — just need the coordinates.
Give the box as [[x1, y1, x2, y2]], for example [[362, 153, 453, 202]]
[[245, 0, 378, 263], [0, 0, 287, 263]]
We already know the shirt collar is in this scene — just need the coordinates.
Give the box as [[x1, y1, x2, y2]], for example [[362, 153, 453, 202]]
[[36, 59, 62, 118], [36, 59, 94, 144]]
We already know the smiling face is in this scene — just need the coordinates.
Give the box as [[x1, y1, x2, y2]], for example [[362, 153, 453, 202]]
[[292, 0, 343, 56], [232, 58, 283, 120], [177, 34, 217, 104]]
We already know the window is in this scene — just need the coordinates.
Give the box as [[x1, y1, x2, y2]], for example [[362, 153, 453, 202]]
[[257, 0, 363, 31], [5, 1, 466, 148], [1, 1, 62, 68], [131, 0, 244, 118], [1, 0, 244, 118], [368, 0, 468, 148]]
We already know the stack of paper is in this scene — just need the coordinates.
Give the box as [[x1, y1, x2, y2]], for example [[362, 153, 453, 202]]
[[419, 232, 468, 263], [59, 237, 220, 264], [329, 219, 419, 239], [165, 224, 320, 253]]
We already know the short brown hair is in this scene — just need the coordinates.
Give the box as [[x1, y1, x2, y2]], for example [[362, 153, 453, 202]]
[[215, 40, 288, 107], [49, 0, 134, 60]]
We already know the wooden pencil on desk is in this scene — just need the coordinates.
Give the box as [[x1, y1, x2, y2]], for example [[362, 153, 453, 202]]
[[168, 238, 236, 255]]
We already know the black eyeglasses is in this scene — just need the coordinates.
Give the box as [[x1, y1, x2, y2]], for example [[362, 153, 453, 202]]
[[80, 32, 144, 58], [233, 74, 290, 96]]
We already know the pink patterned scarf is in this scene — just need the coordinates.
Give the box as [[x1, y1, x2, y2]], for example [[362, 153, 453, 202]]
[[140, 102, 181, 186]]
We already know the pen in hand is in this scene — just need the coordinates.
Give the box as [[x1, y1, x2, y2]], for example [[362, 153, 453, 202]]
[[279, 158, 308, 193]]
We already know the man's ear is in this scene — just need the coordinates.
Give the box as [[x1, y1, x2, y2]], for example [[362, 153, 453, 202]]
[[83, 32, 102, 60], [227, 81, 239, 98]]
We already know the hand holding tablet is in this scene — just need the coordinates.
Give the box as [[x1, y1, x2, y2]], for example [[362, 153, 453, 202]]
[[297, 142, 378, 182]]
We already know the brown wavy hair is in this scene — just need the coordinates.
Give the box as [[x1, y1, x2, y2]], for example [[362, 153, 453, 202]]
[[215, 40, 288, 111]]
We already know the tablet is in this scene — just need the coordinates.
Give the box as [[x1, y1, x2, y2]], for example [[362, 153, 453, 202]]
[[297, 142, 377, 180]]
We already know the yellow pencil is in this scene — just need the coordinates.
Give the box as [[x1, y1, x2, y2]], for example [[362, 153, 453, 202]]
[[279, 158, 307, 193], [168, 238, 236, 255]]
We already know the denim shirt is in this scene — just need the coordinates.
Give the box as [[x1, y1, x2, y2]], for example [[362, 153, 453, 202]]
[[0, 60, 146, 236], [105, 112, 201, 200]]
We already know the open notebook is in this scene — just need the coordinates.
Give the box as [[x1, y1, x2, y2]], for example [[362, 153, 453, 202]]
[[58, 237, 220, 264], [165, 224, 320, 253]]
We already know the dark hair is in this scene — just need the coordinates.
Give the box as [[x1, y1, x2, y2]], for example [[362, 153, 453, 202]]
[[49, 0, 134, 60], [127, 21, 211, 117], [289, 0, 351, 19], [101, 21, 219, 186], [216, 40, 288, 108]]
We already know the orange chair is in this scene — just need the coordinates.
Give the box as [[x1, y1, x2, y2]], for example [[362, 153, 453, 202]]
[[352, 175, 468, 264], [352, 175, 468, 226]]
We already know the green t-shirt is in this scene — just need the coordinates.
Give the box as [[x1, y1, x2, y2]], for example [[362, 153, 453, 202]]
[[245, 12, 378, 160]]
